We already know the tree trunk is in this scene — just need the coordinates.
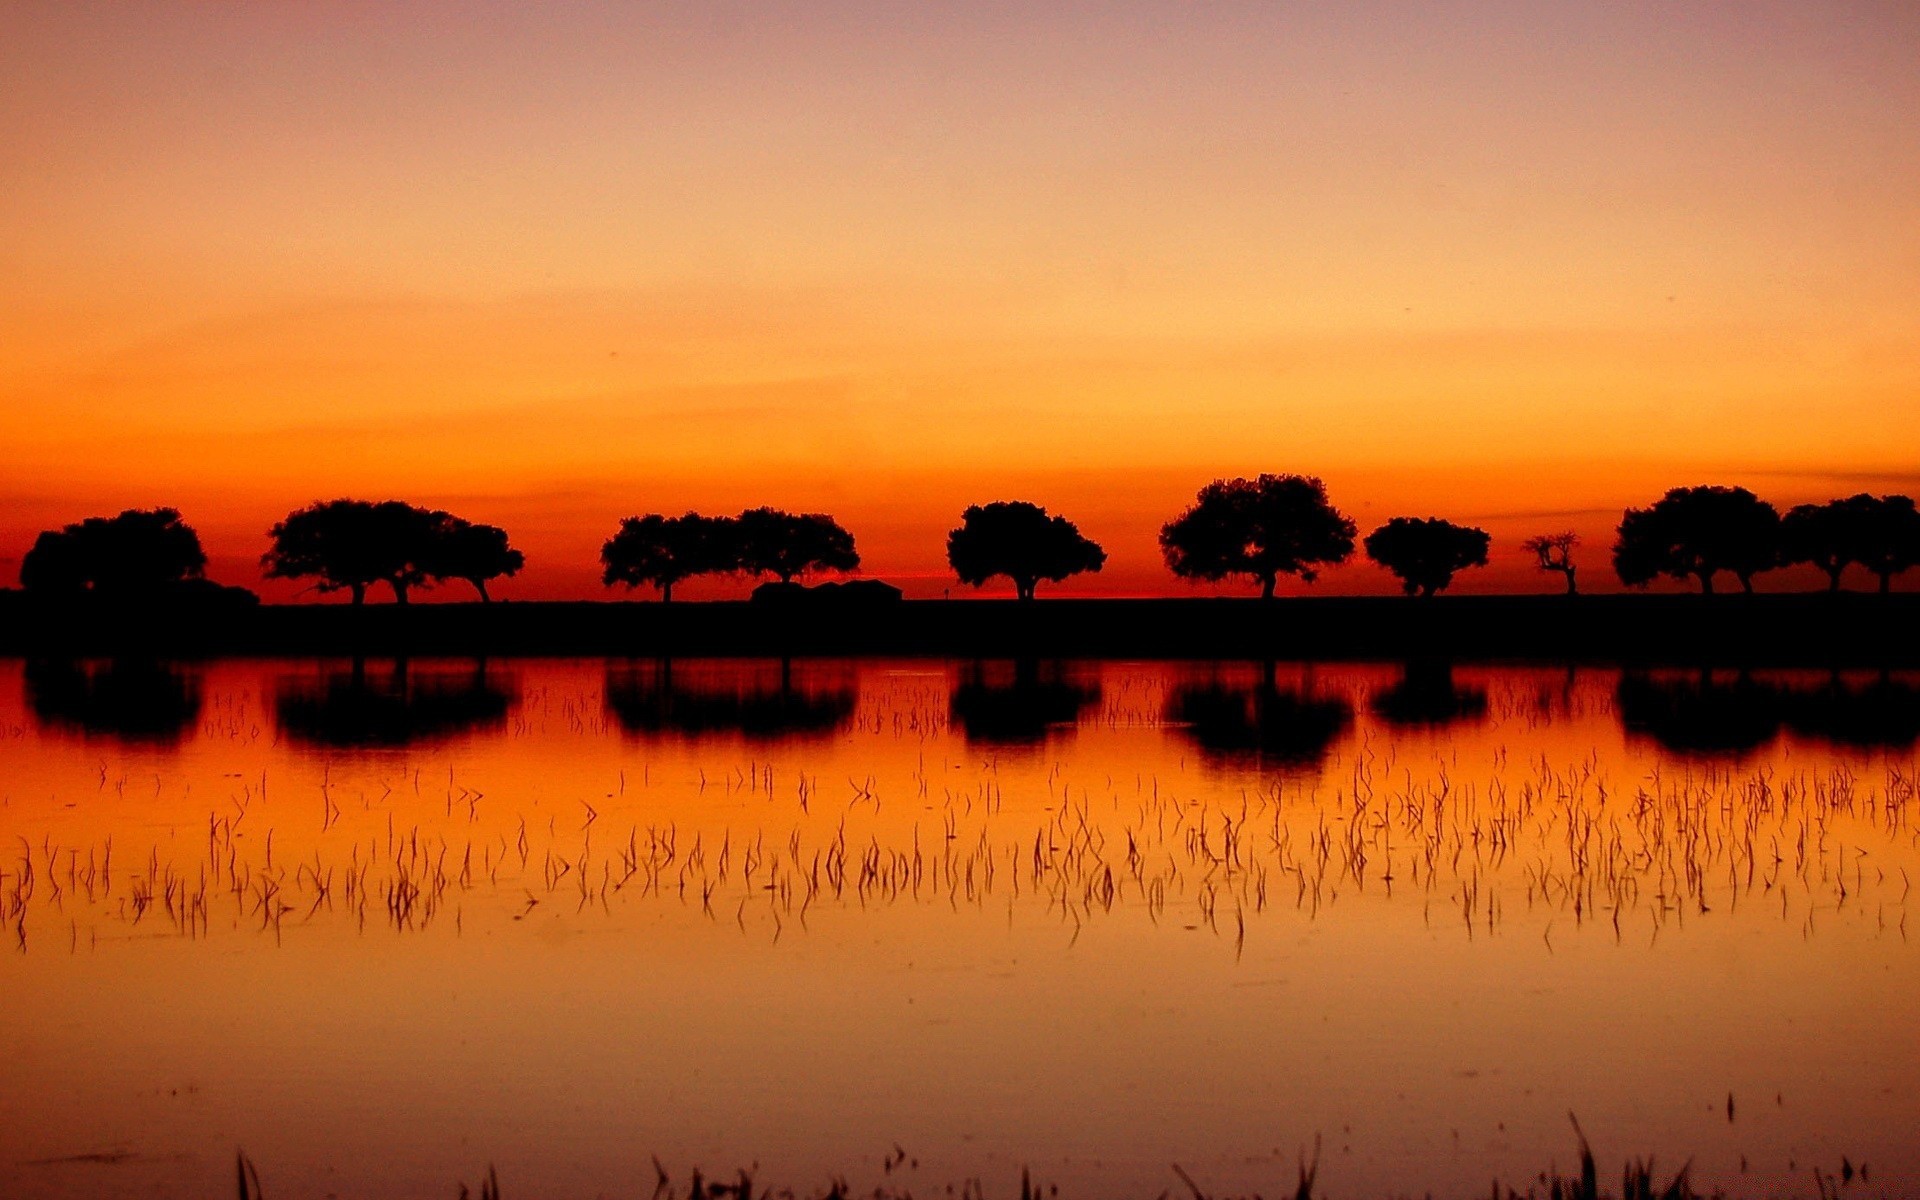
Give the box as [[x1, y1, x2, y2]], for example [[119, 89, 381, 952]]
[[1739, 573, 1755, 594], [1881, 571, 1893, 595], [473, 578, 491, 603], [1564, 568, 1578, 596], [391, 579, 410, 605], [1015, 577, 1036, 601], [350, 582, 366, 607], [1827, 565, 1844, 592], [1698, 571, 1715, 595], [660, 580, 673, 603], [1259, 574, 1276, 600]]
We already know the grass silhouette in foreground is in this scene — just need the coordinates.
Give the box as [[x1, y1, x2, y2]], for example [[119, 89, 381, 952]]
[[230, 1116, 1873, 1200]]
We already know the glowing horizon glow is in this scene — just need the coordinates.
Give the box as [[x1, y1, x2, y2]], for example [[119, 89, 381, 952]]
[[3, 3, 1917, 599]]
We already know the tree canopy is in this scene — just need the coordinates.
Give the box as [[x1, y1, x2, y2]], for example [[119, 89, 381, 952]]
[[425, 516, 525, 602], [946, 502, 1105, 600], [19, 508, 207, 596], [1849, 493, 1920, 594], [735, 508, 860, 583], [600, 512, 738, 602], [1613, 486, 1780, 594], [263, 500, 439, 605], [1363, 517, 1492, 597], [1160, 474, 1356, 598]]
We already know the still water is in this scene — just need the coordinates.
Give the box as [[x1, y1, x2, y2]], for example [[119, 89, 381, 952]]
[[1, 658, 1915, 1198]]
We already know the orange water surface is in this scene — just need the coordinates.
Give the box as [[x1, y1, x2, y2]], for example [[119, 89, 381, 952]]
[[1, 658, 1915, 1198]]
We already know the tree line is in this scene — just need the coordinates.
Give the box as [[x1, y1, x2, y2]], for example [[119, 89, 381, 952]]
[[11, 478, 1920, 602]]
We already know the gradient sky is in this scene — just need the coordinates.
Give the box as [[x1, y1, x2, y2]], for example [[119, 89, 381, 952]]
[[3, 2, 1916, 598]]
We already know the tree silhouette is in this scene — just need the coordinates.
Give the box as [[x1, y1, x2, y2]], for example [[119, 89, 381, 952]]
[[1363, 517, 1491, 597], [1612, 486, 1780, 594], [426, 516, 524, 602], [601, 512, 738, 602], [1160, 474, 1356, 599], [1851, 493, 1920, 594], [735, 508, 859, 584], [946, 502, 1105, 600], [19, 508, 206, 596], [1521, 532, 1580, 595], [1778, 497, 1873, 592], [263, 499, 440, 605]]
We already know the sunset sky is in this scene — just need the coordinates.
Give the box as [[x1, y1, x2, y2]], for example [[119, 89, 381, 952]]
[[3, 2, 1916, 598]]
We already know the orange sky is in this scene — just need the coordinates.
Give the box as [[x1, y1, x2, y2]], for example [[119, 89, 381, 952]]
[[2, 3, 1917, 598]]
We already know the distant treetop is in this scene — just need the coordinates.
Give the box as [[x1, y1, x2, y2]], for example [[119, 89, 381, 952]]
[[20, 508, 207, 596], [1363, 517, 1491, 597], [735, 508, 860, 584], [1613, 486, 1780, 594]]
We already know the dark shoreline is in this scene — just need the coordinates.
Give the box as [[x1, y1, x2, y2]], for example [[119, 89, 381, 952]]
[[1, 593, 1915, 666]]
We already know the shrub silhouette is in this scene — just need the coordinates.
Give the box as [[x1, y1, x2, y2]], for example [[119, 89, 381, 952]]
[[1160, 474, 1356, 599], [19, 508, 206, 597], [1613, 486, 1780, 594], [1363, 517, 1491, 597], [1521, 531, 1580, 595], [264, 499, 442, 605], [601, 512, 738, 602], [946, 502, 1105, 600], [426, 516, 524, 602], [1850, 493, 1920, 594], [735, 508, 859, 584]]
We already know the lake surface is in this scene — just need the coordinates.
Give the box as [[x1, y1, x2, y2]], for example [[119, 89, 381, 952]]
[[2, 658, 1915, 1198]]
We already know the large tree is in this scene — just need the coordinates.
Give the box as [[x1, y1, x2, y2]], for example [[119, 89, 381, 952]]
[[946, 502, 1105, 600], [1160, 474, 1357, 599], [1779, 497, 1872, 592], [734, 508, 859, 584], [1363, 517, 1492, 597], [600, 512, 738, 602], [425, 515, 525, 602], [263, 499, 440, 605], [19, 508, 206, 596], [1612, 486, 1781, 594], [1852, 493, 1920, 594]]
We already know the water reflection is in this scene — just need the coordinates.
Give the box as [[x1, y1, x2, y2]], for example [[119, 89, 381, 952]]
[[24, 658, 202, 743], [274, 659, 516, 748], [1619, 670, 1920, 756], [1164, 669, 1352, 773], [1369, 661, 1488, 728], [948, 660, 1100, 746], [604, 659, 856, 742]]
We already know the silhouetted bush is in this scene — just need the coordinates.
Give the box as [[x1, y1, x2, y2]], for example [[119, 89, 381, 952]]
[[274, 660, 515, 747], [1370, 661, 1488, 727], [19, 508, 206, 598], [1165, 674, 1352, 771], [1613, 486, 1780, 594], [1363, 517, 1491, 597], [601, 513, 738, 602], [946, 502, 1105, 600], [1160, 474, 1356, 599], [603, 661, 856, 741], [24, 659, 203, 743], [1849, 493, 1920, 594], [947, 661, 1099, 745]]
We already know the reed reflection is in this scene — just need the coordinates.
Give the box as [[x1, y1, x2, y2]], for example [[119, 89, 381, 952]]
[[274, 658, 517, 748], [1369, 661, 1489, 728], [23, 658, 203, 744], [1164, 666, 1352, 773], [603, 659, 857, 742], [947, 660, 1100, 747]]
